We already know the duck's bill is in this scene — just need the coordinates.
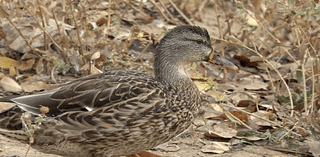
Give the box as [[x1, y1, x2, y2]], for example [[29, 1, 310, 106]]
[[207, 51, 238, 71]]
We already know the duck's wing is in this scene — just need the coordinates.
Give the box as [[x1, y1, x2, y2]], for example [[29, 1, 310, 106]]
[[11, 70, 165, 116]]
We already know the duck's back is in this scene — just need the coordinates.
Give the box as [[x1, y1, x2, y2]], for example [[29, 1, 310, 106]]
[[0, 70, 201, 157]]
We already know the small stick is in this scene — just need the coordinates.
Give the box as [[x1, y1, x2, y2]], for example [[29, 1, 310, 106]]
[[37, 0, 47, 50], [242, 44, 294, 117], [0, 8, 41, 58], [51, 65, 58, 84], [302, 64, 308, 114], [106, 0, 112, 39], [220, 0, 231, 36], [126, 1, 149, 17], [80, 2, 89, 35], [213, 0, 222, 38], [119, 0, 131, 29], [195, 0, 207, 20], [68, 0, 84, 55], [168, 0, 193, 25], [159, 0, 178, 25], [218, 103, 252, 130], [149, 0, 170, 22], [52, 8, 61, 35], [224, 102, 281, 127], [134, 42, 152, 62], [263, 146, 312, 156], [24, 145, 31, 157], [22, 2, 63, 52]]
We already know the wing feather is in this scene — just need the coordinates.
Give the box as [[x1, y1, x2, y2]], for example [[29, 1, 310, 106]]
[[10, 71, 165, 118]]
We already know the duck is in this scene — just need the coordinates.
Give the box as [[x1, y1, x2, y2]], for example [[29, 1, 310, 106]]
[[0, 25, 237, 157]]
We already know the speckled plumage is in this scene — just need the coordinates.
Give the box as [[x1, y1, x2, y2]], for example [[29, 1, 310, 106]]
[[0, 25, 237, 157]]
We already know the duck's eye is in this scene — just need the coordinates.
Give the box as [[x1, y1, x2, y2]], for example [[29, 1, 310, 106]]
[[196, 39, 203, 44]]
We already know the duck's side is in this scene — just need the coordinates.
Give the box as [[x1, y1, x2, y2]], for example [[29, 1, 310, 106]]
[[0, 70, 201, 157], [0, 25, 237, 157]]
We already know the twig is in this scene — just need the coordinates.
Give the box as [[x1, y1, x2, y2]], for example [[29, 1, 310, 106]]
[[244, 9, 280, 43], [20, 113, 33, 157], [302, 64, 308, 114], [307, 51, 315, 113], [139, 0, 143, 12], [125, 1, 149, 17], [195, 0, 207, 20], [80, 2, 89, 36], [158, 0, 178, 25], [119, 0, 132, 29], [106, 0, 112, 39], [37, 0, 47, 50], [220, 0, 231, 36], [217, 103, 252, 129], [24, 145, 31, 157], [52, 8, 61, 35], [149, 0, 170, 23], [212, 0, 222, 38], [51, 65, 58, 84], [68, 0, 84, 55], [0, 8, 41, 58], [280, 47, 300, 66], [134, 42, 152, 62], [22, 2, 63, 52], [279, 121, 298, 141], [263, 146, 312, 156], [224, 102, 282, 127], [241, 44, 294, 117], [298, 27, 318, 114], [168, 0, 193, 25]]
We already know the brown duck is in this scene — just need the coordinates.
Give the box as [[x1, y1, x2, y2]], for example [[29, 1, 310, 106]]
[[0, 25, 237, 157]]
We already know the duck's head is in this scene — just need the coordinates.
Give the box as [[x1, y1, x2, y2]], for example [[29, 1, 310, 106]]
[[154, 25, 238, 83]]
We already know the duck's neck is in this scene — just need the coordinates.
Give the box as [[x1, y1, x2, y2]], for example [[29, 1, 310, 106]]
[[154, 52, 191, 85]]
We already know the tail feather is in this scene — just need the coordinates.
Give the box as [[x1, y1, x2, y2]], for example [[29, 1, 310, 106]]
[[0, 106, 29, 143], [0, 105, 23, 130], [0, 128, 29, 143], [0, 95, 21, 102]]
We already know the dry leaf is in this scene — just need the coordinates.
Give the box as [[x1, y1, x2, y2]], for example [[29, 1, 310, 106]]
[[250, 111, 280, 126], [17, 58, 35, 71], [91, 51, 101, 61], [90, 63, 103, 74], [237, 100, 256, 107], [20, 75, 58, 92], [200, 142, 230, 154], [0, 76, 23, 92], [194, 81, 210, 93], [218, 111, 249, 123], [0, 57, 21, 70], [36, 59, 44, 74], [246, 16, 259, 26], [205, 123, 237, 138], [127, 151, 162, 157], [9, 66, 18, 77]]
